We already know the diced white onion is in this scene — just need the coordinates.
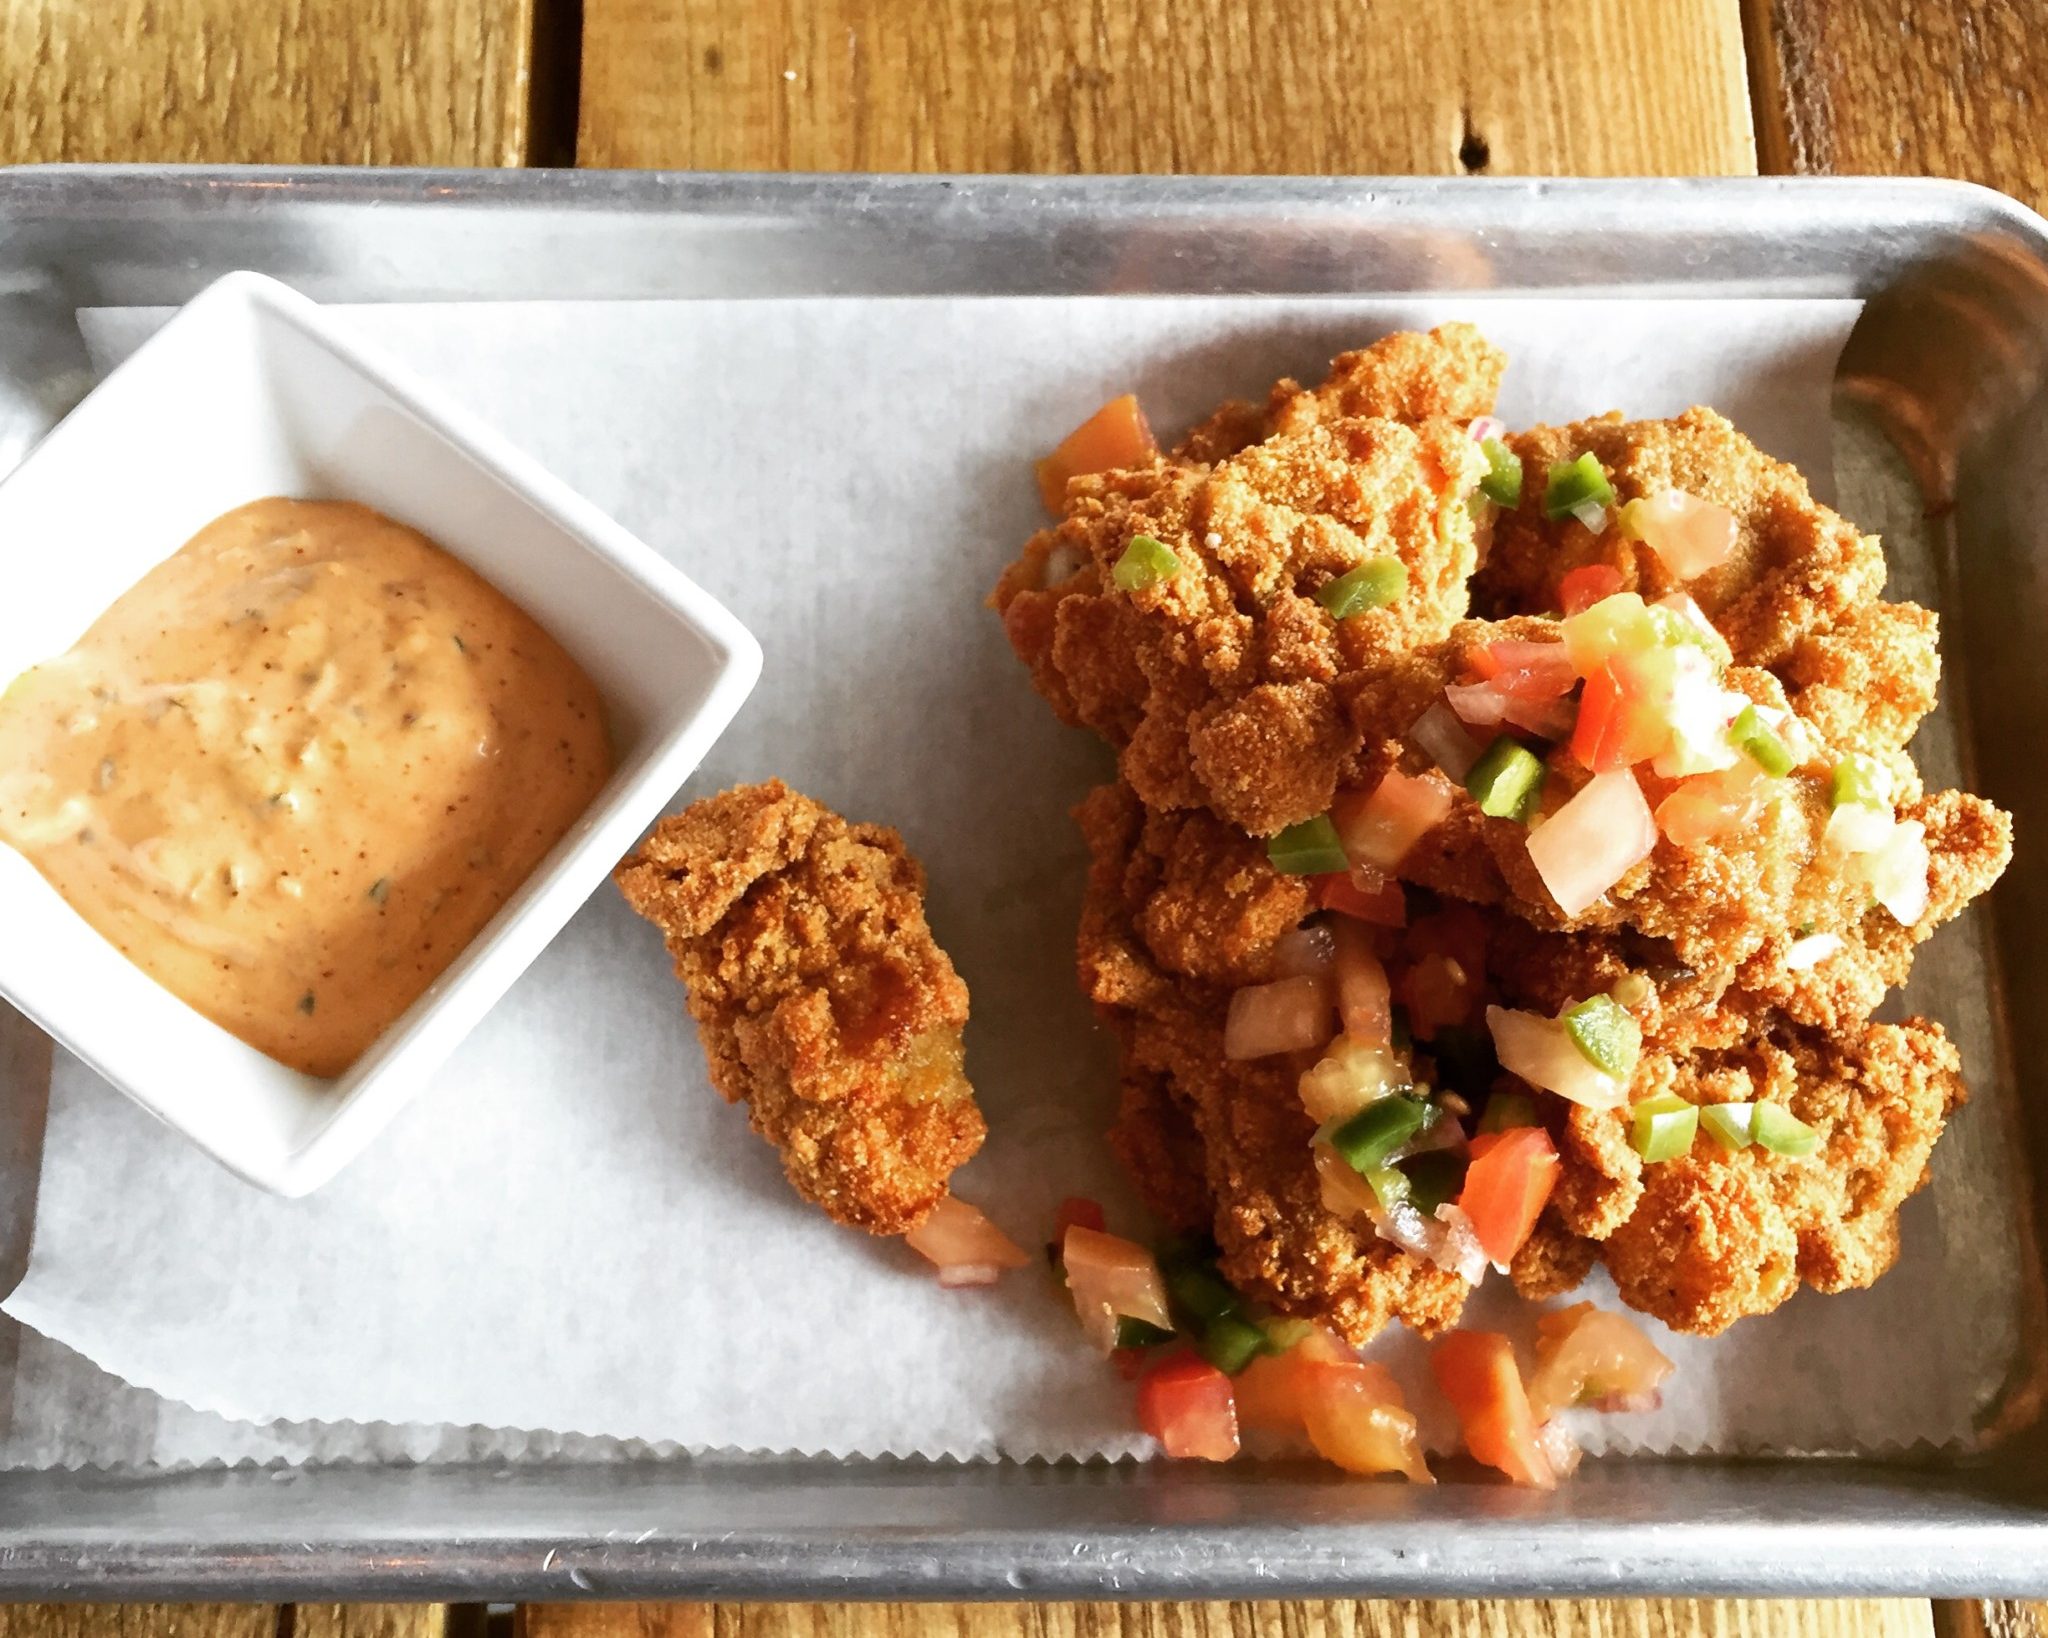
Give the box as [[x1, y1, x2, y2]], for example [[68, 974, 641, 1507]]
[[1867, 818, 1931, 925], [1410, 701, 1482, 782], [1570, 498, 1610, 534], [1445, 680, 1510, 727], [1225, 975, 1335, 1060], [1824, 801, 1894, 857], [1467, 415, 1508, 444], [1486, 1004, 1629, 1108], [1432, 1203, 1492, 1283], [1273, 922, 1337, 978], [1298, 1036, 1405, 1124], [1783, 932, 1842, 971]]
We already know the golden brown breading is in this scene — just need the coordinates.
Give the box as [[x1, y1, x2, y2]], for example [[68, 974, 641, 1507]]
[[1175, 323, 1509, 462], [1474, 407, 1890, 672], [1535, 1020, 1965, 1334], [993, 414, 1488, 835], [614, 780, 984, 1234], [1077, 782, 1470, 1342]]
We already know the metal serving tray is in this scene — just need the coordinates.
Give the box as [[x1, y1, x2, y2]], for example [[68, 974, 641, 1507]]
[[2, 168, 2048, 1602]]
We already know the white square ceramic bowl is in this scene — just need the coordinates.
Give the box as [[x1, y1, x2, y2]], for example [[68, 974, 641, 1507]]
[[0, 271, 761, 1196]]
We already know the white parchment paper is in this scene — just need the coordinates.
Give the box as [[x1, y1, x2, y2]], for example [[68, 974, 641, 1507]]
[[1, 295, 2021, 1467]]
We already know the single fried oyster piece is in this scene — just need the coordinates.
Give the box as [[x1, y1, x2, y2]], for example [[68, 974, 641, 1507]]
[[614, 779, 984, 1234], [1523, 1018, 1964, 1335], [993, 415, 1487, 835], [1476, 406, 1892, 673]]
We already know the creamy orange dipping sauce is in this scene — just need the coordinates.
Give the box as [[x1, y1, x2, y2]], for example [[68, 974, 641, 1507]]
[[0, 499, 612, 1077]]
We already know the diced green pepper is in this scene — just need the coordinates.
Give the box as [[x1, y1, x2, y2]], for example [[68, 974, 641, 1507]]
[[1318, 558, 1408, 618], [1261, 1317, 1314, 1354], [1112, 534, 1181, 593], [1629, 1092, 1699, 1162], [1465, 737, 1546, 821], [1752, 1102, 1821, 1157], [1400, 1150, 1469, 1216], [1543, 452, 1615, 520], [1364, 1164, 1412, 1214], [1200, 1313, 1271, 1376], [1478, 1090, 1538, 1133], [1115, 1316, 1176, 1350], [1562, 994, 1643, 1079], [1830, 752, 1893, 810], [1165, 1261, 1242, 1325], [1330, 1095, 1433, 1175], [1266, 814, 1349, 875], [1700, 1102, 1755, 1152], [1729, 705, 1795, 778], [1479, 438, 1523, 506]]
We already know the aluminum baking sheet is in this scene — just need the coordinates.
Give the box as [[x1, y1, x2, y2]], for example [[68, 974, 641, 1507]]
[[1, 168, 2047, 1599]]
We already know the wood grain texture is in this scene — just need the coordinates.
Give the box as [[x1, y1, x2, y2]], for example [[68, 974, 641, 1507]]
[[295, 1608, 453, 1638], [0, 1610, 274, 1638], [1746, 0, 2048, 212], [521, 1601, 1935, 1638], [1934, 1605, 2048, 1638], [578, 0, 1757, 175], [0, 0, 540, 166]]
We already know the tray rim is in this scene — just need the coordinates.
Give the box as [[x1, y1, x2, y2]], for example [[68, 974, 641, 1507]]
[[3, 165, 2048, 1601]]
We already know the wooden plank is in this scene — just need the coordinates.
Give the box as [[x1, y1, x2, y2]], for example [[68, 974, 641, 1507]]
[[0, 0, 542, 166], [1933, 1602, 2048, 1638], [578, 0, 1756, 175], [522, 1600, 1935, 1638], [1745, 0, 2048, 212], [295, 1608, 454, 1638], [0, 1610, 275, 1638]]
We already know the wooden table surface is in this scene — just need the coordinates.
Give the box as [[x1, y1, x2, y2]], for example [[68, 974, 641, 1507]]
[[3, 0, 2047, 1633]]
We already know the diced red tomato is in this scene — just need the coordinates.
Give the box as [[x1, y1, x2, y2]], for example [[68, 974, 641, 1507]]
[[905, 1197, 1034, 1286], [1559, 563, 1626, 616], [1035, 394, 1158, 512], [1526, 1302, 1675, 1420], [1430, 1331, 1556, 1489], [1052, 1196, 1107, 1241], [1393, 905, 1490, 1038], [1064, 1226, 1175, 1352], [1330, 919, 1394, 1045], [1655, 762, 1770, 847], [1332, 770, 1455, 870], [1569, 653, 1672, 773], [1627, 490, 1737, 580], [1468, 640, 1579, 699], [1233, 1327, 1352, 1431], [1456, 1127, 1560, 1265], [1137, 1352, 1241, 1461], [1300, 1362, 1434, 1483], [1316, 870, 1407, 927]]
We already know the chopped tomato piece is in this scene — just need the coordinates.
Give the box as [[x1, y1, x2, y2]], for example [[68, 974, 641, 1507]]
[[1526, 1302, 1675, 1420], [1137, 1352, 1241, 1461], [1052, 1195, 1107, 1241], [1233, 1327, 1352, 1432], [1393, 905, 1490, 1038], [1300, 1361, 1434, 1483], [1035, 394, 1158, 512], [1456, 1126, 1560, 1265], [1559, 563, 1626, 616], [1315, 870, 1407, 927], [1330, 920, 1393, 1045], [1655, 762, 1771, 847], [1064, 1226, 1174, 1353], [906, 1197, 1033, 1286], [1431, 1331, 1556, 1488], [1524, 768, 1658, 919], [1569, 654, 1671, 773], [1468, 640, 1579, 699], [1332, 770, 1455, 870]]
